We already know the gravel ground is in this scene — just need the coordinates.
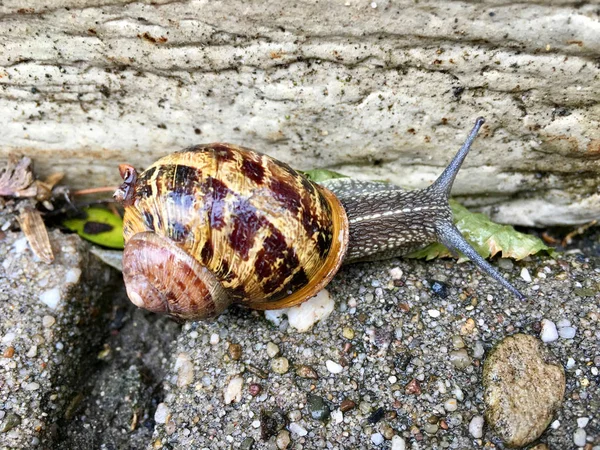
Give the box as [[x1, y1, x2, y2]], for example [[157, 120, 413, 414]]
[[0, 222, 598, 449], [150, 249, 599, 450]]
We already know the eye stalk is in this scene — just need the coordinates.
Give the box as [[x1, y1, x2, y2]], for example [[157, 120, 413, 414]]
[[114, 164, 138, 207]]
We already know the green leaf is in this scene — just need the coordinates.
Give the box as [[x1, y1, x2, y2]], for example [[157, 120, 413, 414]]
[[63, 207, 124, 249], [301, 169, 348, 182], [407, 200, 555, 261]]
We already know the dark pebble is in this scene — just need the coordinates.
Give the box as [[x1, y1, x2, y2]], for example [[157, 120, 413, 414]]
[[429, 280, 449, 298], [260, 409, 286, 440], [307, 394, 330, 421], [340, 399, 356, 413], [0, 412, 21, 433], [367, 407, 385, 424], [241, 437, 255, 449]]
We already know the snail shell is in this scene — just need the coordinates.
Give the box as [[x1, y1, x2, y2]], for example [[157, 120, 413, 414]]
[[116, 144, 348, 320]]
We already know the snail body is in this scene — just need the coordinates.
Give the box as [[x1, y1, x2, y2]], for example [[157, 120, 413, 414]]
[[115, 118, 523, 321]]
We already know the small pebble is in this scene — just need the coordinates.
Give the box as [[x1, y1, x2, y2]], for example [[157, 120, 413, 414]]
[[520, 268, 532, 282], [423, 423, 438, 434], [566, 357, 576, 369], [452, 335, 465, 349], [331, 409, 343, 424], [469, 415, 484, 438], [284, 289, 334, 332], [154, 403, 169, 424], [371, 432, 384, 445], [551, 420, 561, 429], [573, 428, 586, 447], [266, 342, 280, 358], [42, 315, 56, 327], [26, 345, 37, 358], [24, 382, 40, 391], [391, 435, 406, 450], [444, 398, 458, 412], [557, 319, 571, 328], [39, 287, 61, 309], [326, 360, 343, 374], [248, 383, 262, 396], [473, 341, 485, 359], [340, 399, 356, 412], [228, 343, 242, 360], [577, 417, 589, 428], [271, 357, 289, 374], [276, 430, 290, 449], [174, 353, 194, 387], [427, 309, 441, 318], [342, 327, 355, 339], [389, 267, 403, 280], [224, 376, 243, 404], [0, 412, 21, 433], [449, 349, 471, 369], [540, 319, 559, 342], [453, 387, 464, 402], [296, 365, 319, 379], [307, 394, 330, 421], [289, 422, 308, 437], [558, 326, 576, 339], [209, 333, 220, 345]]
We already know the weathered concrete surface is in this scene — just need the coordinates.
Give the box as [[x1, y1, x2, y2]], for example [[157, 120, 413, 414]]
[[1, 1, 599, 226]]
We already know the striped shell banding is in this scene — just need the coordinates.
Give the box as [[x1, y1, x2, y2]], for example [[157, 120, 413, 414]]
[[115, 118, 524, 321]]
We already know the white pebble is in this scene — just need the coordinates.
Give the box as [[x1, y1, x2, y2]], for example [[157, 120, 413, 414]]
[[264, 309, 285, 326], [64, 268, 82, 284], [331, 409, 343, 424], [26, 345, 37, 358], [473, 341, 485, 359], [42, 315, 56, 328], [154, 403, 169, 424], [453, 387, 464, 402], [210, 333, 220, 345], [252, 420, 261, 428], [540, 319, 559, 343], [266, 342, 280, 358], [370, 2, 377, 8], [174, 353, 194, 387], [39, 288, 61, 309], [391, 436, 406, 450], [577, 417, 589, 428], [520, 268, 532, 282], [551, 419, 561, 429], [289, 422, 308, 436], [444, 398, 458, 412], [566, 357, 576, 369], [224, 376, 244, 405], [388, 375, 397, 384], [469, 415, 484, 438], [427, 309, 441, 318], [1, 332, 16, 344], [24, 382, 40, 391], [285, 290, 334, 332], [13, 237, 29, 253], [557, 319, 571, 328], [558, 326, 576, 339], [389, 267, 403, 280], [371, 432, 384, 445], [573, 428, 587, 447], [326, 360, 343, 374]]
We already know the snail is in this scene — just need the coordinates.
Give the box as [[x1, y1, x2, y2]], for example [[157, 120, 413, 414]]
[[114, 117, 524, 321]]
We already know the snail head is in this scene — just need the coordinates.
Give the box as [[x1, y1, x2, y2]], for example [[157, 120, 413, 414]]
[[114, 164, 138, 207]]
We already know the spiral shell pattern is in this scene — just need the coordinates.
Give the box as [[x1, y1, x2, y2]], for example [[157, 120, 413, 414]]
[[122, 143, 348, 315]]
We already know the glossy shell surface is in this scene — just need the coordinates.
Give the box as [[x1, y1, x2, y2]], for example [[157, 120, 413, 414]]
[[122, 143, 348, 311]]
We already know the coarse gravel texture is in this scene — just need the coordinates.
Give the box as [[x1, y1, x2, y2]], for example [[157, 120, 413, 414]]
[[151, 248, 599, 449], [0, 229, 118, 448], [0, 220, 598, 449]]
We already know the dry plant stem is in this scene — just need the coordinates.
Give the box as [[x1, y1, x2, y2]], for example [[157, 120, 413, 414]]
[[73, 186, 119, 196], [562, 220, 598, 246]]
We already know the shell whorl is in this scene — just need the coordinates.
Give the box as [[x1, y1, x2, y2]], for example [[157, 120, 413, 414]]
[[119, 143, 348, 319]]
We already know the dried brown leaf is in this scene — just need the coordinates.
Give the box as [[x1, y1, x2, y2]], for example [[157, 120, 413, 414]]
[[18, 207, 54, 263], [0, 156, 37, 197]]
